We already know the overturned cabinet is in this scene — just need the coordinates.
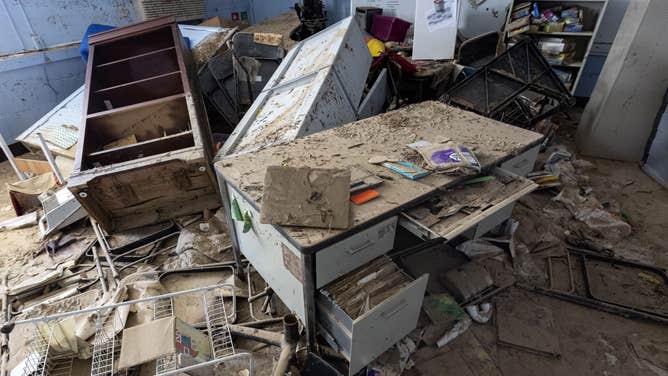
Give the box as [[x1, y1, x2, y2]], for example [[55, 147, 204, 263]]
[[69, 17, 219, 232], [218, 16, 376, 158]]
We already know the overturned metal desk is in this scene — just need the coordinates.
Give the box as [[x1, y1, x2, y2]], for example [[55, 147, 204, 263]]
[[214, 101, 543, 374]]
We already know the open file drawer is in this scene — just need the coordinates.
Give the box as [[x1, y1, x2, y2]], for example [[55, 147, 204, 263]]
[[317, 256, 428, 375], [399, 167, 538, 241]]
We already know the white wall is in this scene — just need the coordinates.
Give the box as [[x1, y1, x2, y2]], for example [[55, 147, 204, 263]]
[[576, 0, 668, 161]]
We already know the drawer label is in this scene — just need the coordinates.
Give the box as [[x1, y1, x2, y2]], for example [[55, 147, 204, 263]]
[[282, 244, 303, 283]]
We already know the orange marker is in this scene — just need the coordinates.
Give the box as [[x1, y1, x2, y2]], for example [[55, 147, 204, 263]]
[[351, 189, 380, 204]]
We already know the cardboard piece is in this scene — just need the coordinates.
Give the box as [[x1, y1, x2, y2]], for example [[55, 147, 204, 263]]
[[103, 134, 137, 150], [413, 0, 458, 60], [14, 158, 52, 175], [253, 32, 283, 46], [260, 166, 351, 229], [7, 173, 57, 215], [118, 317, 212, 370], [199, 16, 248, 29]]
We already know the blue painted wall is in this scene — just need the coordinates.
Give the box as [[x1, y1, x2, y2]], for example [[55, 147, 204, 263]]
[[0, 0, 138, 143], [206, 0, 251, 22]]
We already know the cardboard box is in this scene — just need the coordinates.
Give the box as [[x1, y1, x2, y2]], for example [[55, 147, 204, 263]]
[[538, 38, 575, 54], [118, 317, 212, 370], [199, 16, 248, 29]]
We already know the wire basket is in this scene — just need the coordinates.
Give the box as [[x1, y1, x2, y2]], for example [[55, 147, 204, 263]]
[[12, 284, 252, 376]]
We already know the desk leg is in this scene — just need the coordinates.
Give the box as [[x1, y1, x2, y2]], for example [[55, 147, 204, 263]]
[[217, 174, 244, 277], [302, 252, 317, 350]]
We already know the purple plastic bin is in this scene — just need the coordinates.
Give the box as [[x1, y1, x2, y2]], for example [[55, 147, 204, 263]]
[[371, 14, 411, 42]]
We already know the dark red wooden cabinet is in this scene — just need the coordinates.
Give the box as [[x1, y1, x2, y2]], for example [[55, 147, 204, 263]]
[[69, 16, 219, 232]]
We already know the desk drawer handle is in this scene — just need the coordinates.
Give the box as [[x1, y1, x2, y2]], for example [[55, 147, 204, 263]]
[[380, 299, 408, 319], [347, 240, 374, 255]]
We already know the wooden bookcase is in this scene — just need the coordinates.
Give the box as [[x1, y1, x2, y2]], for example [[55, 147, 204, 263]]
[[69, 16, 219, 232], [504, 0, 608, 95]]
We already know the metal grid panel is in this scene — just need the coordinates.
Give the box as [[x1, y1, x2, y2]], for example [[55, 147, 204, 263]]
[[443, 39, 575, 128], [12, 284, 245, 376], [50, 357, 75, 376], [154, 298, 177, 375], [21, 325, 52, 376], [204, 292, 235, 359], [91, 308, 119, 376]]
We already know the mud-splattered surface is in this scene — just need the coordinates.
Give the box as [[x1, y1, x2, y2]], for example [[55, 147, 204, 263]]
[[243, 12, 301, 50], [217, 101, 543, 248]]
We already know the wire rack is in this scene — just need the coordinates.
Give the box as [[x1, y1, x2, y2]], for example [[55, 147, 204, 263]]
[[12, 284, 252, 376]]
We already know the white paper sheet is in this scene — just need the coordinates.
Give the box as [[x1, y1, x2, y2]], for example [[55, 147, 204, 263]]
[[413, 0, 459, 60]]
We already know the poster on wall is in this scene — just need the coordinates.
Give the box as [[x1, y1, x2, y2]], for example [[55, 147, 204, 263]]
[[350, 0, 416, 22], [413, 0, 459, 60]]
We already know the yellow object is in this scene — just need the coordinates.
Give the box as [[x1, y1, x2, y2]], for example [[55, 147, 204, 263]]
[[366, 38, 385, 57]]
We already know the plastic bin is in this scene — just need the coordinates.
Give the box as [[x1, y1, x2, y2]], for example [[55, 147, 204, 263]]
[[371, 14, 411, 42]]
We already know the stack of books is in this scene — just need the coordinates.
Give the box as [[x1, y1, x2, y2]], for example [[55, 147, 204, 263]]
[[538, 37, 576, 65], [507, 2, 531, 37], [531, 5, 585, 33]]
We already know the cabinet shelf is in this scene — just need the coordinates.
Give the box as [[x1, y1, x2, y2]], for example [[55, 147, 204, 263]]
[[528, 31, 594, 37], [504, 0, 608, 95]]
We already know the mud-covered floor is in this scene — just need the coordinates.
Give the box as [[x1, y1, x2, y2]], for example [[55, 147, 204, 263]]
[[406, 114, 668, 376]]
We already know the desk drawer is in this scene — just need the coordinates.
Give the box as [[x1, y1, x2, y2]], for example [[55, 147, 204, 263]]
[[315, 216, 397, 288], [317, 256, 428, 376], [399, 167, 537, 241]]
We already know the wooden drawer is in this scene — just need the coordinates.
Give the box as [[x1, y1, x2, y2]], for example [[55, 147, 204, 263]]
[[500, 144, 540, 177], [399, 167, 537, 241], [315, 216, 397, 288], [317, 256, 428, 376]]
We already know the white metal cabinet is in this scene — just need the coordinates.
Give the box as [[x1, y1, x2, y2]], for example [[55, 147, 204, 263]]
[[315, 216, 397, 288], [220, 16, 371, 157], [226, 187, 307, 322]]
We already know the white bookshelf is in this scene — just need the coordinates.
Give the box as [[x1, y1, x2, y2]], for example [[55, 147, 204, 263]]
[[504, 0, 608, 95]]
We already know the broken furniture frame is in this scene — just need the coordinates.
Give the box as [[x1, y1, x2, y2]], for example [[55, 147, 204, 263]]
[[69, 16, 219, 233], [198, 31, 285, 132], [83, 220, 179, 262], [214, 102, 545, 374], [443, 39, 575, 128], [8, 283, 249, 376], [520, 247, 668, 324], [247, 265, 278, 320]]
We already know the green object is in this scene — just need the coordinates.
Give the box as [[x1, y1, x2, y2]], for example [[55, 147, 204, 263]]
[[463, 175, 495, 185], [231, 197, 243, 221], [422, 294, 467, 324], [242, 211, 253, 233]]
